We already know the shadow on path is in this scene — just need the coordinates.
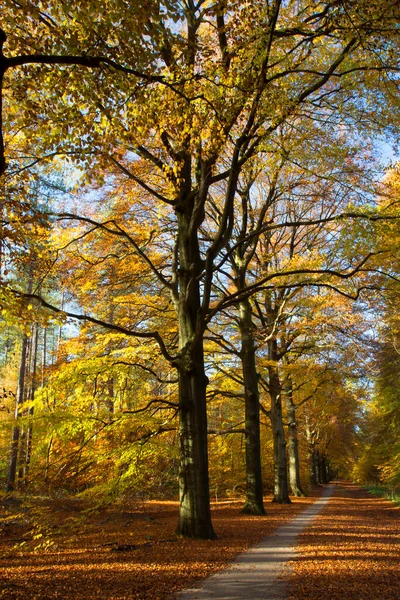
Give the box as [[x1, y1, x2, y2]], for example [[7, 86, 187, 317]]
[[177, 486, 333, 600]]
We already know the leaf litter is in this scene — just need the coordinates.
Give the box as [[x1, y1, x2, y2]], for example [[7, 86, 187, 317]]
[[288, 481, 400, 600], [4, 483, 396, 600], [1, 493, 314, 600]]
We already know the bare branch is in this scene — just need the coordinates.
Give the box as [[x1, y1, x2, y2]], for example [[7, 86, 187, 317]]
[[109, 156, 174, 205], [111, 361, 178, 384], [10, 288, 175, 363]]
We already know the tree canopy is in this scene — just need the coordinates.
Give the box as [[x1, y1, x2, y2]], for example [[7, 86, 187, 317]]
[[1, 0, 400, 539]]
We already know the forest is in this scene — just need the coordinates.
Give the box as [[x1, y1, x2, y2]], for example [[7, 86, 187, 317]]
[[1, 0, 400, 548]]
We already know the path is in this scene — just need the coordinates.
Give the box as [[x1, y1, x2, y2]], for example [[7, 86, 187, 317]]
[[177, 486, 333, 600]]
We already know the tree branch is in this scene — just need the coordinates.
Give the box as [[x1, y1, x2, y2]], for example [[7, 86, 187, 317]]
[[10, 288, 175, 363]]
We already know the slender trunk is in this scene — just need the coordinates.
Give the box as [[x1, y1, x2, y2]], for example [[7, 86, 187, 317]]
[[106, 308, 115, 418], [268, 347, 290, 503], [326, 460, 333, 482], [238, 298, 265, 514], [283, 377, 306, 497], [24, 323, 39, 486], [4, 336, 9, 364], [175, 206, 215, 539], [315, 449, 321, 484], [18, 324, 34, 487], [44, 436, 53, 484], [52, 328, 56, 364], [6, 265, 35, 492], [319, 452, 328, 484], [56, 289, 65, 360], [17, 428, 26, 485], [311, 448, 318, 485], [305, 420, 318, 486], [107, 378, 115, 418], [318, 452, 323, 483], [42, 327, 47, 387], [6, 333, 29, 491]]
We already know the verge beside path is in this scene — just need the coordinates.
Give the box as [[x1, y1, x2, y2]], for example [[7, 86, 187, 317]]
[[288, 481, 400, 600], [177, 486, 334, 600]]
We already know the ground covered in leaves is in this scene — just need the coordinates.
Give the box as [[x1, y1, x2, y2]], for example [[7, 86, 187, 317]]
[[289, 481, 400, 600], [0, 492, 314, 600]]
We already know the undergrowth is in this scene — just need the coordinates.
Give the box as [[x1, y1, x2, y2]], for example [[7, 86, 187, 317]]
[[365, 485, 400, 506]]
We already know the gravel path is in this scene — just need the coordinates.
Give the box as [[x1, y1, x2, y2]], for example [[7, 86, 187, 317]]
[[177, 486, 333, 600]]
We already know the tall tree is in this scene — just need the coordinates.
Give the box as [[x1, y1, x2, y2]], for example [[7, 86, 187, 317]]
[[2, 0, 400, 537]]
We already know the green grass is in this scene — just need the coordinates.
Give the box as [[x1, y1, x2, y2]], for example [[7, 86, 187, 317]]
[[366, 485, 400, 507]]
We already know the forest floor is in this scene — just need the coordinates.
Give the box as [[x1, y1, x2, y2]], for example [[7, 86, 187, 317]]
[[0, 483, 399, 600], [0, 491, 314, 600], [288, 481, 400, 600]]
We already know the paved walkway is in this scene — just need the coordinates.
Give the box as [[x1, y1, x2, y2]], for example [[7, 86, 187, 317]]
[[177, 486, 333, 600]]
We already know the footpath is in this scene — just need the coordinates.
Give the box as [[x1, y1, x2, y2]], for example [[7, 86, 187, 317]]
[[177, 482, 400, 600], [177, 486, 333, 600]]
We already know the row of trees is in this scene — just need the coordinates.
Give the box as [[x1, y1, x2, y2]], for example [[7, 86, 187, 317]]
[[353, 168, 400, 490], [1, 0, 400, 538]]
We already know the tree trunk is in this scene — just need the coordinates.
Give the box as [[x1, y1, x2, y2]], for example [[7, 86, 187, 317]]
[[44, 436, 53, 484], [310, 447, 318, 486], [6, 333, 29, 491], [175, 206, 215, 539], [319, 452, 328, 484], [326, 460, 333, 482], [268, 348, 290, 504], [283, 377, 306, 497], [42, 327, 47, 387], [305, 421, 318, 486], [238, 298, 265, 514], [315, 449, 322, 484], [106, 377, 115, 418], [176, 345, 215, 538], [24, 322, 39, 486]]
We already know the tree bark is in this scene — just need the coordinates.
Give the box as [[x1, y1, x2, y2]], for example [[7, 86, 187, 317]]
[[268, 345, 291, 504], [283, 377, 306, 497], [319, 452, 329, 484], [24, 322, 39, 486], [311, 448, 318, 485], [305, 420, 318, 486], [44, 436, 53, 484], [238, 298, 265, 514], [175, 204, 215, 539], [176, 344, 215, 538], [315, 449, 322, 484], [6, 333, 29, 491]]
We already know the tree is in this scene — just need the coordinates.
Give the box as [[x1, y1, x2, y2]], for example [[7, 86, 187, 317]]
[[2, 0, 400, 537], [353, 166, 400, 488]]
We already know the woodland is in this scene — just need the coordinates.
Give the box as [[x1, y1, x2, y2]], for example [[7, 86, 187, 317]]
[[1, 0, 400, 549]]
